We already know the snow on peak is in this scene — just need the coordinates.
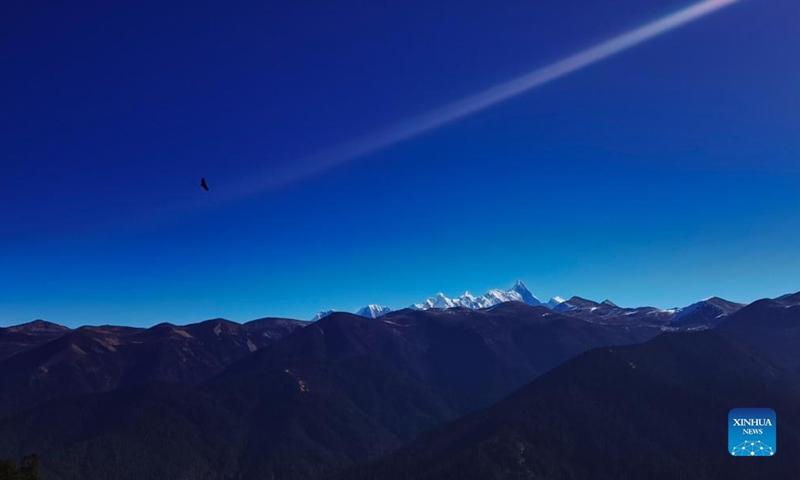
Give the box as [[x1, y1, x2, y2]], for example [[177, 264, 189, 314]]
[[412, 292, 457, 310], [670, 296, 743, 325], [314, 281, 555, 320], [312, 310, 335, 321], [455, 291, 485, 309], [356, 304, 393, 319], [547, 296, 566, 308], [509, 280, 542, 306], [410, 282, 542, 311], [485, 288, 523, 304]]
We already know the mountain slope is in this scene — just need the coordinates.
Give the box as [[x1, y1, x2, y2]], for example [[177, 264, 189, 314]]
[[338, 330, 800, 479], [0, 320, 70, 362], [220, 304, 661, 413], [670, 297, 744, 329], [551, 294, 744, 331], [0, 317, 305, 417], [0, 294, 789, 480], [0, 304, 661, 480], [718, 296, 800, 371], [334, 295, 800, 480]]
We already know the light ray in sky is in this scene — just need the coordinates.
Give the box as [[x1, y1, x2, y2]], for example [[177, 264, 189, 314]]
[[222, 0, 742, 202]]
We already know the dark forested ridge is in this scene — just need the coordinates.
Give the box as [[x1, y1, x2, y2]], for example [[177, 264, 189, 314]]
[[0, 304, 659, 479], [0, 294, 796, 479], [0, 321, 69, 363], [0, 317, 305, 417], [335, 299, 800, 479]]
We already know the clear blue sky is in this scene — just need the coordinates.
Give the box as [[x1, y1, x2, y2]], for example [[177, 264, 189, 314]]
[[1, 0, 798, 327]]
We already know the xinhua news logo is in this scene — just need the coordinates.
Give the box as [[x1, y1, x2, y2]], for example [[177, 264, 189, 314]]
[[728, 408, 776, 457]]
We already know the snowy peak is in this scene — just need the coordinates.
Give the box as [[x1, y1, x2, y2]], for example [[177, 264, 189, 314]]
[[308, 283, 748, 334], [356, 304, 393, 319], [452, 291, 486, 309], [484, 288, 523, 305], [413, 292, 457, 310], [703, 297, 746, 311], [547, 296, 566, 309], [508, 280, 542, 306], [308, 281, 551, 320], [411, 281, 542, 311], [312, 310, 336, 321], [670, 297, 744, 327]]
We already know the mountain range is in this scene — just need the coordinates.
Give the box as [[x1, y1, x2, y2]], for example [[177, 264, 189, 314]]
[[317, 280, 738, 324], [316, 280, 550, 319], [336, 294, 800, 480], [0, 288, 795, 479], [0, 317, 304, 417]]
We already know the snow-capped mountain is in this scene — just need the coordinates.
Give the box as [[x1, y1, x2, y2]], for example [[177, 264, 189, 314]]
[[356, 304, 393, 319], [411, 281, 542, 310], [547, 296, 566, 309], [307, 281, 747, 336], [508, 280, 542, 305], [413, 292, 458, 310], [309, 281, 549, 320], [553, 296, 603, 311], [312, 310, 336, 321], [670, 297, 744, 327]]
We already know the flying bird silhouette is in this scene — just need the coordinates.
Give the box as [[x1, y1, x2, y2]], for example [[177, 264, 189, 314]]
[[200, 177, 209, 192]]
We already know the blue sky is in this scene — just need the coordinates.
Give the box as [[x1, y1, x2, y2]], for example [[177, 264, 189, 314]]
[[1, 0, 798, 327]]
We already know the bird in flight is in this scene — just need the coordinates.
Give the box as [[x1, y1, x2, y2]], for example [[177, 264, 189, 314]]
[[200, 177, 209, 192]]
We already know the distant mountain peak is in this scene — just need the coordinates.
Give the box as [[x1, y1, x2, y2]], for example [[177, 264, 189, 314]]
[[568, 296, 600, 305], [552, 296, 601, 311], [5, 319, 70, 333], [509, 280, 541, 306], [669, 296, 744, 328], [410, 282, 542, 312], [547, 296, 566, 308], [412, 293, 456, 310], [309, 280, 562, 319], [312, 310, 336, 321], [355, 305, 392, 319], [776, 291, 800, 305], [311, 281, 753, 322]]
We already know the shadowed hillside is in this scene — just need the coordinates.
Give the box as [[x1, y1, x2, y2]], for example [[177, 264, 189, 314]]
[[333, 295, 800, 479], [0, 304, 660, 480]]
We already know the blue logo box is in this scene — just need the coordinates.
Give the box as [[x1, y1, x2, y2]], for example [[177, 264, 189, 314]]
[[728, 408, 776, 457]]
